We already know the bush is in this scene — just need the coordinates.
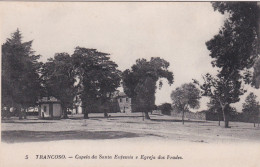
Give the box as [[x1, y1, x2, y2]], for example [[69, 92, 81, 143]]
[[158, 103, 172, 115]]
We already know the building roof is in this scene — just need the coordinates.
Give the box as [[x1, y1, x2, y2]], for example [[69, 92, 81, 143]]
[[118, 92, 126, 96], [38, 96, 61, 103], [118, 92, 128, 97]]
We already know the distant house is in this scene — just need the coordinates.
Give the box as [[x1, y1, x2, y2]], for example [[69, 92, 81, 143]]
[[38, 97, 62, 119], [117, 92, 131, 113]]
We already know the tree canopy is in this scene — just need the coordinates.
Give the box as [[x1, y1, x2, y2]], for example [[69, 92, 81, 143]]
[[72, 47, 121, 118], [2, 29, 42, 118], [122, 57, 174, 119], [171, 83, 201, 124], [158, 103, 172, 115], [41, 52, 77, 118], [196, 2, 259, 128], [208, 2, 258, 76]]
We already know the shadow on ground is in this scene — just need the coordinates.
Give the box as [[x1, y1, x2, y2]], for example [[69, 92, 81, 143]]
[[69, 115, 143, 120], [150, 119, 207, 123], [1, 121, 54, 124], [1, 130, 141, 143]]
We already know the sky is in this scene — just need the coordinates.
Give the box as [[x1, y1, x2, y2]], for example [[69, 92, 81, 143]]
[[1, 2, 259, 111]]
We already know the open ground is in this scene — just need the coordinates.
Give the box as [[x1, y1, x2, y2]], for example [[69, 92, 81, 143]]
[[1, 113, 260, 144]]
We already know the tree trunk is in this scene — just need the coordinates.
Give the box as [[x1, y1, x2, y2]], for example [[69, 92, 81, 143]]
[[102, 100, 109, 118], [6, 107, 10, 118], [223, 113, 229, 128], [104, 106, 108, 118], [222, 105, 229, 128], [144, 110, 150, 119], [218, 112, 221, 126], [75, 106, 78, 114], [84, 112, 89, 119], [38, 106, 41, 119], [104, 112, 108, 118], [83, 107, 89, 119], [17, 105, 22, 120], [182, 110, 184, 125], [24, 108, 27, 119], [62, 107, 68, 119]]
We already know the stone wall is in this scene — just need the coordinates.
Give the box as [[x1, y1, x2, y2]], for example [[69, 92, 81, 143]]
[[154, 110, 206, 120], [170, 111, 206, 120]]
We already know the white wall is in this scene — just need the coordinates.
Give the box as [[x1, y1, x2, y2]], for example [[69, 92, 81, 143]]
[[53, 103, 62, 117], [118, 97, 131, 113], [40, 103, 62, 118], [72, 106, 83, 114], [78, 106, 82, 114], [40, 104, 49, 117]]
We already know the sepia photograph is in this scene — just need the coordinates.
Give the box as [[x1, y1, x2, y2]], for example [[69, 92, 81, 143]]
[[1, 1, 260, 167]]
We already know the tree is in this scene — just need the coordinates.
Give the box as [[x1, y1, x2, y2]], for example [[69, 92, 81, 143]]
[[194, 73, 245, 128], [72, 47, 121, 118], [257, 2, 260, 52], [242, 92, 260, 127], [252, 58, 260, 88], [41, 53, 76, 119], [207, 2, 258, 82], [171, 83, 201, 124], [207, 97, 222, 126], [158, 103, 172, 115], [2, 29, 42, 119], [122, 57, 174, 119], [196, 2, 259, 128], [209, 2, 258, 73]]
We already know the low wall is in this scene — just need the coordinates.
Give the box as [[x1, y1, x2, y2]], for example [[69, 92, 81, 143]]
[[170, 111, 206, 120], [154, 109, 206, 120]]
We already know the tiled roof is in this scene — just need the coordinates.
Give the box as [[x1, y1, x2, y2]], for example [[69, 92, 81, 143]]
[[118, 92, 126, 96]]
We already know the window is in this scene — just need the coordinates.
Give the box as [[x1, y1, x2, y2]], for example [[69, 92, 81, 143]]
[[44, 106, 47, 112], [120, 98, 122, 102], [126, 98, 129, 102]]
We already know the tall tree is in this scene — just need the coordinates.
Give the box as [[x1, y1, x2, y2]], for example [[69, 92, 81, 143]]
[[122, 57, 174, 119], [196, 2, 259, 128], [171, 83, 201, 124], [72, 47, 121, 118], [41, 53, 76, 119], [242, 92, 260, 127], [209, 2, 258, 73], [194, 73, 245, 128], [252, 58, 260, 88], [2, 29, 42, 119]]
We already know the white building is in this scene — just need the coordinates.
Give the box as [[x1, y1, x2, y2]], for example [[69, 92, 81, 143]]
[[117, 92, 131, 113], [38, 97, 62, 119]]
